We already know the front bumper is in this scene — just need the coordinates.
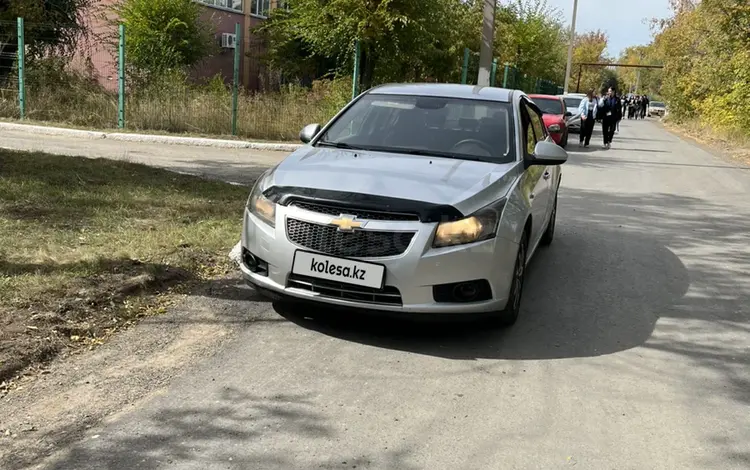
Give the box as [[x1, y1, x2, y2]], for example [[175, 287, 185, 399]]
[[240, 205, 518, 314], [567, 117, 581, 133], [549, 131, 564, 144]]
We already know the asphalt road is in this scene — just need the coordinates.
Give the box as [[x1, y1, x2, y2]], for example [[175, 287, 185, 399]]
[[12, 120, 750, 469]]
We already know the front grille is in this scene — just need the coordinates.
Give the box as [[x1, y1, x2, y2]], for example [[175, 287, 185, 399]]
[[288, 274, 402, 305], [290, 201, 419, 221], [286, 218, 415, 258]]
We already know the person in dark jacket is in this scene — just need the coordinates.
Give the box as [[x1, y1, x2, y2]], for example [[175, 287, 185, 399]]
[[598, 87, 619, 149]]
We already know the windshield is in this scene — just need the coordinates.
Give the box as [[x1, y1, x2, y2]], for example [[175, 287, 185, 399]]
[[650, 102, 665, 108], [317, 94, 514, 163], [563, 97, 583, 108], [531, 97, 564, 115]]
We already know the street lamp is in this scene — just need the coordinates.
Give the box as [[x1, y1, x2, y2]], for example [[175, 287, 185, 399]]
[[563, 0, 579, 93]]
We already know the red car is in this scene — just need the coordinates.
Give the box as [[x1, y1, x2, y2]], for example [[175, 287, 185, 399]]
[[528, 94, 571, 148]]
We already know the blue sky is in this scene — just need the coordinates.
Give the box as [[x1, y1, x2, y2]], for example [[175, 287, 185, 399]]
[[547, 0, 673, 57]]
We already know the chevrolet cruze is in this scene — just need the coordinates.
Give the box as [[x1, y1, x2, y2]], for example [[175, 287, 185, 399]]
[[241, 83, 568, 326]]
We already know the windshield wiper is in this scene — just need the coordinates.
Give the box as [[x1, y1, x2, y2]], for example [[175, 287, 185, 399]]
[[316, 140, 367, 150], [394, 148, 487, 162]]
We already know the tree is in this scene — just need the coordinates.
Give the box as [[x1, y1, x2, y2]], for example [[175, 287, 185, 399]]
[[0, 0, 94, 83], [494, 0, 567, 83], [116, 0, 215, 79], [256, 0, 473, 88], [568, 30, 609, 93]]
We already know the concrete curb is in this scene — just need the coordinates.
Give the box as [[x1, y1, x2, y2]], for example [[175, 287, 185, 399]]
[[0, 122, 302, 152], [0, 122, 107, 139]]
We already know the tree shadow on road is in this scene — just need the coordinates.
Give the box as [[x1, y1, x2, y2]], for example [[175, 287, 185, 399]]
[[44, 387, 420, 470]]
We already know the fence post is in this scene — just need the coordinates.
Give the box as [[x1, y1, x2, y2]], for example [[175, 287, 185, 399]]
[[118, 24, 126, 129], [17, 17, 25, 120], [461, 48, 470, 85], [502, 63, 509, 88], [351, 40, 361, 100], [231, 22, 241, 136], [490, 59, 497, 87]]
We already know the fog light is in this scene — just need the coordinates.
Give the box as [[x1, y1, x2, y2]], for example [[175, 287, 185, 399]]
[[454, 282, 478, 301]]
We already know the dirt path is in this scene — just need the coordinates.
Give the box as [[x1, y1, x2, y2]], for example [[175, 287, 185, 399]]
[[0, 276, 277, 469]]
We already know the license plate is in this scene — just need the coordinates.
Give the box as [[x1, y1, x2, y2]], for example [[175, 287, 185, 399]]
[[292, 251, 386, 290]]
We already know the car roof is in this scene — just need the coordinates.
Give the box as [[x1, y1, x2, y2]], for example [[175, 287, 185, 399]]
[[528, 94, 561, 100], [368, 83, 514, 103]]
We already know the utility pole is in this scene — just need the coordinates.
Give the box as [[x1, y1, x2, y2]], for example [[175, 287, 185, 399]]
[[563, 0, 579, 93], [477, 0, 496, 86]]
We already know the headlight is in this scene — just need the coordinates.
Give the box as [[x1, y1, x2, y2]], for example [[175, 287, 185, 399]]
[[246, 175, 275, 227], [548, 124, 561, 132], [433, 205, 501, 248]]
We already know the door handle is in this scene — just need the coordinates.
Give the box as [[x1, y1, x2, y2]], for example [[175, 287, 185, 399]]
[[543, 171, 551, 180]]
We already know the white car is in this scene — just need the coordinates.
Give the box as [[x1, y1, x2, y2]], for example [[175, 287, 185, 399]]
[[241, 84, 569, 326], [648, 101, 666, 117]]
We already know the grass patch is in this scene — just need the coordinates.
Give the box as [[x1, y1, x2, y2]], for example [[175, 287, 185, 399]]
[[0, 149, 249, 384]]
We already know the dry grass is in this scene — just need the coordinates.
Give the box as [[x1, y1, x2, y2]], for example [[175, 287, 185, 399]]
[[0, 60, 350, 141], [664, 117, 750, 166], [0, 149, 249, 385]]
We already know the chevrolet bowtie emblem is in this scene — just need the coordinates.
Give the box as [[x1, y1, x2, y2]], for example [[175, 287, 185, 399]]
[[330, 214, 366, 232]]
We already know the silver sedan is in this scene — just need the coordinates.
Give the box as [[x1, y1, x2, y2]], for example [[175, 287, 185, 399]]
[[241, 84, 568, 326]]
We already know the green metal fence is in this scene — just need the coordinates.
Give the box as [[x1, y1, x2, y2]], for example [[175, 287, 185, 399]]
[[1, 20, 564, 141]]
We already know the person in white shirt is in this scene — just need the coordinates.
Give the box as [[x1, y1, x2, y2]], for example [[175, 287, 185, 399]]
[[577, 90, 597, 147]]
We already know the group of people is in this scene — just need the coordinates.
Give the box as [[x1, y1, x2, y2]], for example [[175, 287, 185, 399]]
[[576, 88, 649, 149], [623, 95, 649, 120]]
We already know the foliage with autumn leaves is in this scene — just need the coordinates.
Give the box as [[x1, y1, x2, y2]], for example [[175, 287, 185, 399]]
[[625, 0, 750, 137]]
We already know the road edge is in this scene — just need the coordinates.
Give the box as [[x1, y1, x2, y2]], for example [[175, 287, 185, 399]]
[[0, 122, 303, 152]]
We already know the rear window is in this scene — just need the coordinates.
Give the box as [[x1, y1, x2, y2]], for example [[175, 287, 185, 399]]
[[651, 102, 665, 107], [563, 97, 583, 108], [531, 97, 564, 115]]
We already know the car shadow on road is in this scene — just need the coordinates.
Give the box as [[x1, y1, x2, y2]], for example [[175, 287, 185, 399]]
[[272, 188, 750, 369]]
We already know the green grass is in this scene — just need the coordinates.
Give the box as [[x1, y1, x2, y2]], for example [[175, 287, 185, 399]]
[[0, 149, 249, 383]]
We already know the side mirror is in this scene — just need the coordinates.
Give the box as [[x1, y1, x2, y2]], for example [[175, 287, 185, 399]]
[[565, 111, 573, 117], [299, 123, 321, 144], [528, 140, 568, 166]]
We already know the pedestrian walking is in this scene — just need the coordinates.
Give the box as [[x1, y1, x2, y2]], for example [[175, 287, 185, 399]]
[[615, 92, 623, 134], [641, 95, 649, 119], [577, 89, 597, 148], [598, 87, 618, 149]]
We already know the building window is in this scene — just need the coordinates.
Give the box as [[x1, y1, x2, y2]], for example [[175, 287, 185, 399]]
[[251, 0, 270, 17], [197, 0, 243, 12]]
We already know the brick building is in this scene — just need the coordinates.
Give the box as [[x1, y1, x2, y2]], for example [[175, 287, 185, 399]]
[[78, 0, 285, 91]]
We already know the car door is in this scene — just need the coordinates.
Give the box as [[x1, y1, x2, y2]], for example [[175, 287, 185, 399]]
[[521, 100, 553, 249]]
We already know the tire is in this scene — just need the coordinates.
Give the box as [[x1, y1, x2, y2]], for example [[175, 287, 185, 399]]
[[540, 191, 557, 246], [561, 132, 568, 148], [488, 231, 528, 328]]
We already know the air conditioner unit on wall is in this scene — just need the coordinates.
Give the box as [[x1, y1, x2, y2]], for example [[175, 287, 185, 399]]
[[221, 33, 237, 49]]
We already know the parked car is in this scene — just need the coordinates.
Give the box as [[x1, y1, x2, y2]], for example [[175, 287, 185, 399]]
[[241, 84, 568, 326], [648, 101, 666, 117], [529, 94, 571, 147], [559, 94, 586, 134]]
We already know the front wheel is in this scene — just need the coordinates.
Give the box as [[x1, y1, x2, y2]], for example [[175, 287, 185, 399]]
[[488, 233, 528, 328]]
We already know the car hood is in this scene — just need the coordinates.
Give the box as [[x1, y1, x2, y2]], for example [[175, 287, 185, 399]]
[[542, 114, 565, 126], [264, 146, 520, 216]]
